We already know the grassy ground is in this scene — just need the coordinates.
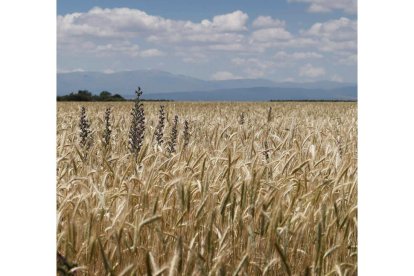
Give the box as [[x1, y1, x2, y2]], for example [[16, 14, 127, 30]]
[[57, 102, 357, 275]]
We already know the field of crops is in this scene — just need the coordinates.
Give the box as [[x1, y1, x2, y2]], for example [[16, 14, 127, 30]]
[[57, 101, 357, 275]]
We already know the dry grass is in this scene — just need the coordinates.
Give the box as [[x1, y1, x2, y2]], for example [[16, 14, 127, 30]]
[[57, 101, 357, 275]]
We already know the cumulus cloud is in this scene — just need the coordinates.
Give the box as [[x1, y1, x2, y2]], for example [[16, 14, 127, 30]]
[[305, 17, 356, 40], [56, 6, 258, 78], [201, 10, 249, 32], [338, 53, 357, 65], [95, 42, 140, 57], [244, 67, 266, 78], [57, 7, 355, 82], [231, 16, 293, 48], [251, 27, 292, 42], [231, 57, 274, 69], [302, 17, 357, 52], [252, 16, 286, 28], [178, 52, 208, 64], [208, 43, 246, 51], [103, 69, 115, 74], [231, 57, 280, 78], [274, 51, 323, 61], [139, 49, 165, 58], [57, 68, 85, 73], [211, 71, 242, 80], [288, 0, 357, 14], [58, 7, 355, 57], [58, 7, 249, 46], [299, 63, 326, 78], [331, 74, 344, 82]]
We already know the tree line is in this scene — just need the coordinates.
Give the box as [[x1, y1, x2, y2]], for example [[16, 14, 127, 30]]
[[57, 90, 172, 102]]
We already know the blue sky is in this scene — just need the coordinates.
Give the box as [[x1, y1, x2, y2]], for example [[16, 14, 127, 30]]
[[57, 0, 357, 82]]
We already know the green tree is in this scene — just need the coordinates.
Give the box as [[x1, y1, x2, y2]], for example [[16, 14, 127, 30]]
[[100, 91, 112, 99]]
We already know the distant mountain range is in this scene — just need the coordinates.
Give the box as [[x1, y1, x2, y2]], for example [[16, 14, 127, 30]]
[[57, 69, 357, 101], [142, 86, 357, 101]]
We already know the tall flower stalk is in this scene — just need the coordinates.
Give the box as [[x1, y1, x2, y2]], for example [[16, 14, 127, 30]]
[[167, 115, 178, 154], [183, 119, 190, 149], [79, 106, 92, 150], [103, 107, 112, 149], [238, 112, 245, 125], [128, 87, 145, 156], [154, 105, 166, 147], [267, 107, 272, 123]]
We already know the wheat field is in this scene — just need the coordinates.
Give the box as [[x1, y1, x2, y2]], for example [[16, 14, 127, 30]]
[[57, 101, 357, 275]]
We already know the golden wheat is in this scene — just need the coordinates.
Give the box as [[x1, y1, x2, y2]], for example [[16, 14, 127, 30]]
[[57, 101, 357, 275]]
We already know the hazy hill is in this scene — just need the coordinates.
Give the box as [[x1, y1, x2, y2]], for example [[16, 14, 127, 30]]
[[57, 70, 210, 95], [57, 69, 356, 101], [142, 86, 357, 101], [58, 70, 298, 96]]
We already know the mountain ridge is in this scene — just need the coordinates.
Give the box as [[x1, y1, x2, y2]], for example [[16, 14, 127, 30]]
[[141, 86, 357, 101], [57, 69, 357, 100]]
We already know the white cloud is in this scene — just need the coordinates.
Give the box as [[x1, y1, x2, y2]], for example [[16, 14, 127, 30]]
[[230, 57, 281, 78], [208, 43, 245, 51], [95, 42, 140, 57], [103, 69, 115, 74], [89, 42, 164, 59], [211, 71, 242, 80], [201, 10, 249, 32], [231, 57, 275, 69], [175, 50, 209, 63], [178, 52, 208, 64], [56, 6, 256, 76], [302, 17, 357, 52], [57, 68, 85, 73], [58, 7, 249, 46], [282, 77, 295, 82], [274, 51, 323, 61], [338, 53, 357, 65], [252, 16, 286, 28], [305, 17, 356, 41], [231, 57, 245, 66], [299, 63, 326, 78], [58, 7, 355, 58], [139, 49, 165, 57], [251, 27, 292, 42], [331, 74, 344, 82], [57, 7, 355, 82], [288, 0, 357, 14], [244, 67, 266, 78]]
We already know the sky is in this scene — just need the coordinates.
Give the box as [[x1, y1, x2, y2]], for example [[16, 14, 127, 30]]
[[57, 0, 357, 83]]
